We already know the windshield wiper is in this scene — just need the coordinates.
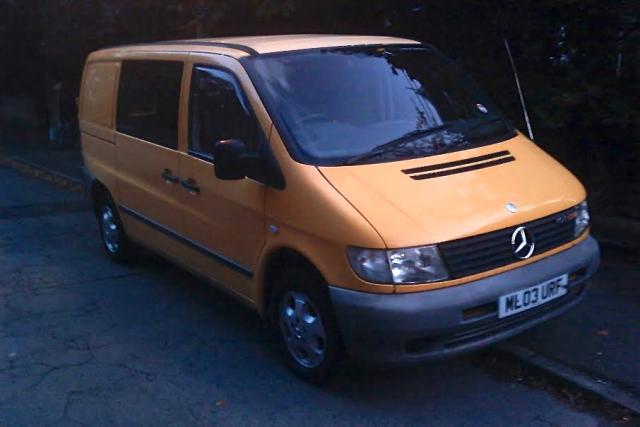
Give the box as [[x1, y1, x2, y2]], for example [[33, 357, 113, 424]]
[[464, 118, 509, 139], [430, 119, 510, 156], [342, 125, 450, 166], [431, 139, 473, 156]]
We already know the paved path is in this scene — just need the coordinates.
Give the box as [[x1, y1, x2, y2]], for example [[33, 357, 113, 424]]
[[513, 247, 640, 394], [0, 167, 608, 426]]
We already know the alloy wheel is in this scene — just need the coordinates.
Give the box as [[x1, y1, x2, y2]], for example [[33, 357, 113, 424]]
[[101, 205, 120, 254], [279, 291, 327, 368]]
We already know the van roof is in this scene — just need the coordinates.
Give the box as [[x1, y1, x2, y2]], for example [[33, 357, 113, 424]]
[[89, 34, 420, 60]]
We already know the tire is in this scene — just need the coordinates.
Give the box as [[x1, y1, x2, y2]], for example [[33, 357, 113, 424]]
[[270, 266, 344, 384], [96, 192, 135, 262]]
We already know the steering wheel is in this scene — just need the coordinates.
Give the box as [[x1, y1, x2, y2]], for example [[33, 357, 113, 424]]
[[295, 113, 331, 126]]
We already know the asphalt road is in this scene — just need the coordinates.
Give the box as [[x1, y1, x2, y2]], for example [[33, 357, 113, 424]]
[[0, 166, 608, 426]]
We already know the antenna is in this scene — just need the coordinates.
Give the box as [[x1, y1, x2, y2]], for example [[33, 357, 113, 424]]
[[504, 39, 535, 141]]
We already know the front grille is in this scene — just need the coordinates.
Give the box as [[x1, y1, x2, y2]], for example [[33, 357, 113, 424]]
[[440, 208, 577, 279]]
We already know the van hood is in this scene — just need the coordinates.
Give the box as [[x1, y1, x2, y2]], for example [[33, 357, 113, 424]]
[[318, 135, 586, 248]]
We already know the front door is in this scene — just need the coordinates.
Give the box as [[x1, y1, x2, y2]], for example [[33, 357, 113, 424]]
[[115, 57, 188, 261], [178, 57, 266, 302]]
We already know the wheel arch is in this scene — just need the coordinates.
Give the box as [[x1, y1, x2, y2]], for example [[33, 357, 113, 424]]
[[257, 245, 328, 319], [90, 179, 112, 216]]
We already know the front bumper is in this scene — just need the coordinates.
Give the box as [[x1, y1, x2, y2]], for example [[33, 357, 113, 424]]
[[329, 236, 600, 365]]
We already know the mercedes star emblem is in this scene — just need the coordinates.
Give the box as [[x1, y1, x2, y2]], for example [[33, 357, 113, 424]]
[[511, 226, 535, 260]]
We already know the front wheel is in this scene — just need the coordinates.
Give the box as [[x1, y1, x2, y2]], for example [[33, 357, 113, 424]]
[[271, 267, 343, 384]]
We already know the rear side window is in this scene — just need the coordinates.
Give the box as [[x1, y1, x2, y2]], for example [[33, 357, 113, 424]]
[[189, 66, 258, 160], [117, 60, 183, 149]]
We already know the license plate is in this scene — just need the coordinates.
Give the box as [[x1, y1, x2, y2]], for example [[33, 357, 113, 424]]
[[498, 274, 569, 319]]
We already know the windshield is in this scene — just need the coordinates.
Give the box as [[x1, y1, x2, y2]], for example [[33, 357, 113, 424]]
[[244, 45, 516, 166]]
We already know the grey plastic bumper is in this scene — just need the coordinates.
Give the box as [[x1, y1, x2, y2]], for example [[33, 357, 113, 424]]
[[329, 236, 600, 365]]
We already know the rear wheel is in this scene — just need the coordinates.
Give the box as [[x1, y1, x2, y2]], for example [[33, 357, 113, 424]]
[[96, 193, 135, 262], [270, 267, 343, 384]]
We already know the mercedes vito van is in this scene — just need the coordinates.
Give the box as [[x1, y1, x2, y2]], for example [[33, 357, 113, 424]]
[[80, 35, 600, 382]]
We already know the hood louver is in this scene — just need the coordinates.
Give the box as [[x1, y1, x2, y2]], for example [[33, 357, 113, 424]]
[[402, 150, 516, 180]]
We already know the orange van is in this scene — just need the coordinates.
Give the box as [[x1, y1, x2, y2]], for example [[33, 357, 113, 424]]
[[80, 35, 600, 382]]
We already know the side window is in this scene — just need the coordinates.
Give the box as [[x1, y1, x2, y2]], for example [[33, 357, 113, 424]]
[[81, 62, 119, 128], [189, 66, 258, 160], [117, 60, 183, 149]]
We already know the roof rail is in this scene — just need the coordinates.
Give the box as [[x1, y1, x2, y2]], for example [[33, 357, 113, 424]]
[[152, 40, 259, 56], [107, 40, 259, 56]]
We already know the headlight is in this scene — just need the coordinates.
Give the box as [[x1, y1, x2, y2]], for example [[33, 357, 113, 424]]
[[347, 245, 449, 284], [346, 248, 392, 284], [574, 201, 590, 237]]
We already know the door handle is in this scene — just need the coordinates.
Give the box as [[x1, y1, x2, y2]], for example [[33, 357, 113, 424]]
[[161, 169, 180, 184], [181, 178, 200, 194]]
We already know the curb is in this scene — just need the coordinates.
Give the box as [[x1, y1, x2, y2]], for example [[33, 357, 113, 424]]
[[498, 342, 640, 416], [0, 154, 84, 194]]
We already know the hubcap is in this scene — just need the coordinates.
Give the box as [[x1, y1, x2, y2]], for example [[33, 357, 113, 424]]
[[278, 291, 327, 369], [100, 205, 120, 254]]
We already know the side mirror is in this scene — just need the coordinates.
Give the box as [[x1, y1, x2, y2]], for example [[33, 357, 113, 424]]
[[213, 139, 247, 180]]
